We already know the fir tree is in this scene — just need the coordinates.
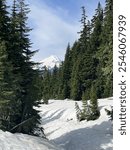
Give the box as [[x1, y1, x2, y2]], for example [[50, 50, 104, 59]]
[[75, 102, 81, 121], [89, 85, 100, 120], [82, 91, 91, 120], [62, 44, 72, 99], [0, 41, 16, 130], [97, 0, 113, 97], [70, 58, 81, 100], [0, 0, 10, 42], [9, 0, 41, 135], [42, 67, 51, 103], [90, 2, 104, 98]]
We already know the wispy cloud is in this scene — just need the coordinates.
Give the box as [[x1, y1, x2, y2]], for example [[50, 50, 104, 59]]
[[28, 0, 80, 61]]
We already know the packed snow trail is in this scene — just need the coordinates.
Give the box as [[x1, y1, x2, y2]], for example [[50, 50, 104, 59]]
[[39, 98, 113, 150]]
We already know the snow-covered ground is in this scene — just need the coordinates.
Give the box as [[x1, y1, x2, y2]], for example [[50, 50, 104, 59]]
[[39, 98, 113, 150], [0, 130, 63, 150], [0, 98, 113, 150]]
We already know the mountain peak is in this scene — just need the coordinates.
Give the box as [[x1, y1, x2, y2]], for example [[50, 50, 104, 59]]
[[40, 55, 61, 70]]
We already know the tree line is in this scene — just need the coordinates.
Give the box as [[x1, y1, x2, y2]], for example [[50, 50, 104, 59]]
[[41, 0, 113, 102]]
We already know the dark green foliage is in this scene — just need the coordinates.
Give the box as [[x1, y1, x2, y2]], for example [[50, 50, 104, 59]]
[[42, 67, 51, 103], [0, 0, 10, 42], [13, 0, 41, 134], [0, 0, 42, 135], [97, 0, 113, 97], [105, 106, 113, 121], [75, 102, 82, 121], [61, 44, 72, 99], [0, 41, 16, 130], [89, 85, 100, 120], [75, 102, 89, 121], [70, 58, 81, 100], [75, 85, 100, 122]]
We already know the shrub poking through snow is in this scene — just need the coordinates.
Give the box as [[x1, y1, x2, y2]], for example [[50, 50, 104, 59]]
[[75, 85, 100, 121], [105, 106, 113, 121]]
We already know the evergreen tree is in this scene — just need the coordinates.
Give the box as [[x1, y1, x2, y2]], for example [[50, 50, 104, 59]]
[[82, 91, 91, 120], [62, 44, 72, 99], [71, 7, 91, 100], [0, 41, 16, 130], [75, 102, 82, 121], [89, 85, 100, 120], [90, 2, 104, 98], [70, 41, 80, 100], [77, 7, 96, 99], [9, 0, 41, 135], [57, 63, 64, 99], [51, 65, 59, 99], [97, 0, 113, 97], [70, 58, 81, 100], [0, 0, 10, 42], [42, 67, 51, 103]]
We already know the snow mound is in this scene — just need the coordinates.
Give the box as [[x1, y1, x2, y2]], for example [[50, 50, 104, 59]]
[[39, 98, 113, 150], [0, 130, 63, 150], [40, 55, 61, 70]]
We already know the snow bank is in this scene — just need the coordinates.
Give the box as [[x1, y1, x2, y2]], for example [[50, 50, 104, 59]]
[[0, 130, 63, 150]]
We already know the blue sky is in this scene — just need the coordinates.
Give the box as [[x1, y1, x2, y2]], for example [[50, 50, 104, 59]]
[[26, 0, 105, 61]]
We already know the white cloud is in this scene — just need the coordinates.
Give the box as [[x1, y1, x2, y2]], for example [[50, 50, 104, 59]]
[[28, 0, 80, 61]]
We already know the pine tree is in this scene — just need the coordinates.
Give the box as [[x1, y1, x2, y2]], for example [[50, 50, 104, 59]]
[[57, 63, 64, 99], [62, 44, 72, 99], [75, 102, 81, 121], [70, 57, 81, 100], [71, 7, 91, 100], [51, 65, 59, 99], [0, 41, 16, 130], [89, 85, 100, 120], [0, 0, 10, 42], [97, 0, 113, 97], [82, 91, 90, 120], [42, 67, 51, 103], [78, 10, 96, 99], [9, 0, 41, 135], [90, 2, 104, 98]]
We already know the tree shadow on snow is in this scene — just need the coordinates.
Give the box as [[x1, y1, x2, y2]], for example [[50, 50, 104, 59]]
[[41, 109, 66, 125], [51, 121, 113, 150]]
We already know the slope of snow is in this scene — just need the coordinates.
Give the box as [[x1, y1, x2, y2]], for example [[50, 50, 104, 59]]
[[40, 55, 61, 70], [39, 98, 113, 150], [0, 130, 63, 150], [0, 98, 112, 150]]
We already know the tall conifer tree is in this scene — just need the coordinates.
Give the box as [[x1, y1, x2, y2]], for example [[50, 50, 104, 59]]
[[0, 41, 16, 130]]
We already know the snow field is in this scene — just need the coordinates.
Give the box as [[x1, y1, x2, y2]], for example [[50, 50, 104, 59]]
[[0, 98, 112, 150], [39, 98, 113, 150]]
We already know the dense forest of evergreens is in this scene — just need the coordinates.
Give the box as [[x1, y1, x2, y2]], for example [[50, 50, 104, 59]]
[[0, 0, 113, 134], [41, 0, 113, 102]]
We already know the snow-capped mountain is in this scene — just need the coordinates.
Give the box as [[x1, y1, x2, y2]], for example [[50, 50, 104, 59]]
[[40, 55, 61, 70]]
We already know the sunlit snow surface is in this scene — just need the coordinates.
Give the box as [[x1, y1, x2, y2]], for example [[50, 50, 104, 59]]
[[0, 98, 112, 150], [39, 98, 113, 150]]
